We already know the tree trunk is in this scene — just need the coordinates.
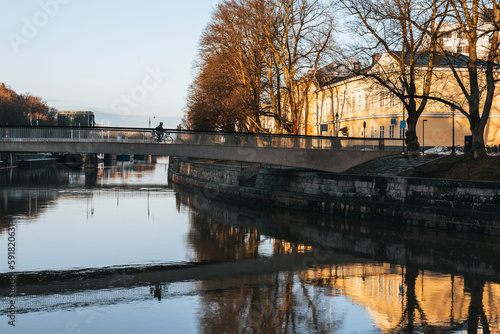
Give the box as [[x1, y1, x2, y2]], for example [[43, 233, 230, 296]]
[[471, 123, 487, 158], [293, 120, 299, 135], [405, 116, 420, 154]]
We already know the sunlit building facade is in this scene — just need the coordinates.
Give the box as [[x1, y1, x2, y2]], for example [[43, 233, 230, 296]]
[[262, 20, 500, 149], [293, 55, 500, 148]]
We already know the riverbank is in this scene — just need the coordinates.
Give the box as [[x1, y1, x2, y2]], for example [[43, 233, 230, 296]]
[[168, 157, 500, 235], [408, 155, 500, 181], [348, 154, 500, 181]]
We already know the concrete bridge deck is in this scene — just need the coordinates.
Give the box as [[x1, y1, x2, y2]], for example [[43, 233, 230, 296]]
[[0, 126, 403, 172]]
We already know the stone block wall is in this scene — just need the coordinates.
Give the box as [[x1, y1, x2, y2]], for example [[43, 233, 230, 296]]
[[174, 159, 259, 186], [169, 158, 500, 233], [256, 169, 500, 213]]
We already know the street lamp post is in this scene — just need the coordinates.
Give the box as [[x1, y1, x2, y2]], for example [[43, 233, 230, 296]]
[[363, 121, 366, 149], [335, 113, 339, 137], [422, 119, 427, 156], [451, 106, 456, 155], [399, 76, 406, 152], [402, 118, 405, 153]]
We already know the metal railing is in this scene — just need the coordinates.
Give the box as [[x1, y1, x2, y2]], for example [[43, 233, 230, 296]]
[[0, 126, 404, 151]]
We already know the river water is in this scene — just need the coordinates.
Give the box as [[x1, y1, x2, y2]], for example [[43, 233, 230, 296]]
[[0, 158, 499, 333]]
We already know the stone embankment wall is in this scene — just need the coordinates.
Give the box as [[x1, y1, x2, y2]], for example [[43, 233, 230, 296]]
[[168, 158, 500, 234]]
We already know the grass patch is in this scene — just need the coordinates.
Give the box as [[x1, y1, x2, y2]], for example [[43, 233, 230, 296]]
[[413, 155, 500, 181]]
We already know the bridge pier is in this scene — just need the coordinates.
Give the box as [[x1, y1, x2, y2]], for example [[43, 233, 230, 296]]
[[84, 153, 98, 168], [0, 152, 15, 167]]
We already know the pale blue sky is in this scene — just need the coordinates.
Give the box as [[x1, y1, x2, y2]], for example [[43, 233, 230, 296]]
[[0, 0, 220, 128]]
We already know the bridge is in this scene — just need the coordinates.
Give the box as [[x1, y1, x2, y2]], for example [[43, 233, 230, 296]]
[[0, 126, 403, 172]]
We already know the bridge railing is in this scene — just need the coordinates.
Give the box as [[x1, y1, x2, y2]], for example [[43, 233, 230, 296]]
[[0, 126, 403, 151], [0, 126, 153, 143]]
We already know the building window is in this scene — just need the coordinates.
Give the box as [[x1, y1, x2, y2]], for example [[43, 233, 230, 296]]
[[365, 93, 369, 110], [371, 89, 377, 109], [351, 95, 356, 112], [379, 125, 385, 138], [457, 45, 469, 53], [321, 99, 327, 120], [379, 88, 386, 108], [399, 127, 405, 139], [357, 92, 363, 111], [327, 98, 332, 119], [389, 92, 396, 107], [371, 125, 375, 138], [389, 125, 395, 138]]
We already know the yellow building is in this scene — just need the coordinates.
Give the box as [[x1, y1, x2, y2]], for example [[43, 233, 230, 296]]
[[266, 53, 500, 149]]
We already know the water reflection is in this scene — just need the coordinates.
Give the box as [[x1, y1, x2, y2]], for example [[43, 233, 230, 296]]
[[0, 165, 60, 233], [175, 184, 500, 333], [0, 162, 499, 333], [0, 158, 165, 229]]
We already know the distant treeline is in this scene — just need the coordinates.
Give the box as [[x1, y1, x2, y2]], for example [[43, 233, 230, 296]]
[[0, 83, 57, 126]]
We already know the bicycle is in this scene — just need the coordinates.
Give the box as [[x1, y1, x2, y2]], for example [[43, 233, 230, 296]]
[[152, 130, 173, 143]]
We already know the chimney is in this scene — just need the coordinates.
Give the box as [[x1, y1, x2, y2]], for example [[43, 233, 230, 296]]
[[372, 53, 382, 65], [347, 58, 358, 71]]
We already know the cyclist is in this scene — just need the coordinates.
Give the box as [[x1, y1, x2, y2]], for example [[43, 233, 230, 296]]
[[154, 122, 165, 142]]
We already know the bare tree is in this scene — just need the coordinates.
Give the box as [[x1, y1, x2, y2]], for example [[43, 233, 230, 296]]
[[185, 52, 247, 131], [185, 1, 265, 132], [186, 0, 335, 134], [256, 0, 336, 134], [202, 0, 271, 132], [430, 0, 500, 158], [339, 0, 448, 154]]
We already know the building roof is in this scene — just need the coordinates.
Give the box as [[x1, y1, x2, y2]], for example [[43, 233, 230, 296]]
[[315, 62, 356, 87], [316, 50, 497, 88], [393, 51, 473, 67]]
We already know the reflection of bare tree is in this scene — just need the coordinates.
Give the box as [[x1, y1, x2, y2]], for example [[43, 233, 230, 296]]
[[188, 212, 261, 261], [197, 272, 341, 334], [189, 213, 341, 333], [403, 265, 420, 333], [388, 266, 493, 333], [392, 266, 451, 333], [467, 278, 490, 334], [178, 184, 500, 333]]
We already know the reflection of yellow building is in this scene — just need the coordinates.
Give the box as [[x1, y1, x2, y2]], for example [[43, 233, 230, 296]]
[[301, 263, 500, 332]]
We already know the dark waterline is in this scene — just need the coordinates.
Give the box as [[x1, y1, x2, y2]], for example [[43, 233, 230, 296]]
[[1, 159, 499, 333]]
